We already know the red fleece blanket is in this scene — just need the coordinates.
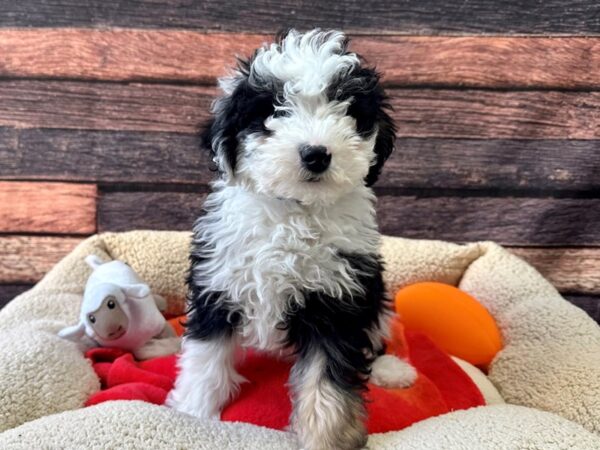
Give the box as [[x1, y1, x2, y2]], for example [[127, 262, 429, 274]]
[[85, 318, 484, 433]]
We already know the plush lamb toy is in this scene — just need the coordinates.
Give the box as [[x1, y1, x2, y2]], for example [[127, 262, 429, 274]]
[[58, 255, 180, 360]]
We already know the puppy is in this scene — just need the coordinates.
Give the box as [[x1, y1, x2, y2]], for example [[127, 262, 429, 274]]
[[167, 29, 415, 450]]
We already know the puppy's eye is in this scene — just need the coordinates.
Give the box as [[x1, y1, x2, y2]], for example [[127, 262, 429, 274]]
[[88, 314, 96, 324], [272, 109, 290, 118], [107, 299, 116, 309]]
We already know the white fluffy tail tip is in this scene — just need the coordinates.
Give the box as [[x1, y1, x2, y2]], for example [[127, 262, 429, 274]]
[[85, 254, 105, 269], [370, 354, 418, 389]]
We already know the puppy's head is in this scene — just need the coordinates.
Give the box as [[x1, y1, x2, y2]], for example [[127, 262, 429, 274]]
[[203, 29, 395, 205]]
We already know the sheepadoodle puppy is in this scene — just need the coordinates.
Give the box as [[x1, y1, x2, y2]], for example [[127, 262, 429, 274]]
[[167, 29, 416, 450]]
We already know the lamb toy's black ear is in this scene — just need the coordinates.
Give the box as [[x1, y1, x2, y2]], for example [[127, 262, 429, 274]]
[[365, 106, 396, 187]]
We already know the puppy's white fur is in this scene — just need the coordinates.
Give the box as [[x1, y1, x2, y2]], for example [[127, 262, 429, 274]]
[[189, 184, 380, 350], [168, 336, 246, 419]]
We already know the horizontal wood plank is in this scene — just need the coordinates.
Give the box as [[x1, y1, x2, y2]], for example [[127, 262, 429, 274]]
[[98, 191, 208, 233], [508, 248, 600, 295], [0, 236, 83, 283], [0, 81, 213, 134], [0, 81, 598, 139], [0, 182, 97, 234], [98, 191, 600, 245], [2, 30, 600, 89], [376, 196, 600, 245], [564, 295, 600, 323], [0, 128, 209, 185], [1, 1, 598, 34], [385, 139, 600, 191], [389, 90, 600, 140], [0, 284, 32, 309], [359, 36, 600, 89], [2, 129, 598, 191], [0, 30, 264, 84]]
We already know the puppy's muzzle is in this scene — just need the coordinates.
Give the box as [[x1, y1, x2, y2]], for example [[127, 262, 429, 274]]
[[300, 145, 331, 174]]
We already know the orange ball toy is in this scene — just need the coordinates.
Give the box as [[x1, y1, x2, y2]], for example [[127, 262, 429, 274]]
[[394, 282, 502, 367]]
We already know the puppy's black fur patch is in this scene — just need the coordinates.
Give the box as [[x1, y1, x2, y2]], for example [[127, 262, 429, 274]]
[[185, 246, 389, 393], [284, 253, 388, 391], [329, 66, 396, 186], [184, 252, 240, 340], [201, 78, 275, 175]]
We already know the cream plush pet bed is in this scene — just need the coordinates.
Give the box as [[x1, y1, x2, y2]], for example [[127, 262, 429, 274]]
[[0, 231, 599, 449]]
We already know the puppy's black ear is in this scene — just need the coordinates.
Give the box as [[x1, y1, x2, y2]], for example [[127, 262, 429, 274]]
[[201, 92, 240, 178], [365, 104, 396, 186], [202, 68, 275, 178], [337, 66, 396, 187], [201, 78, 247, 178]]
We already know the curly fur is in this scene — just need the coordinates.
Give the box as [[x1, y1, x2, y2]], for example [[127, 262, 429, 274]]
[[168, 29, 410, 450]]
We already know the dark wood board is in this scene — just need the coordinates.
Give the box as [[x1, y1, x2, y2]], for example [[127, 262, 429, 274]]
[[1, 1, 599, 35], [98, 191, 600, 246], [0, 81, 214, 134], [0, 284, 31, 310], [2, 129, 598, 192], [0, 81, 598, 139], [0, 128, 210, 185], [2, 30, 600, 89], [376, 196, 600, 245], [564, 295, 600, 324], [98, 191, 208, 233], [509, 247, 600, 295], [386, 139, 600, 191]]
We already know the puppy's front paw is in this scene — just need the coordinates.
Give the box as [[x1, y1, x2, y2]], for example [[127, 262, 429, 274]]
[[370, 354, 417, 388], [166, 389, 220, 420]]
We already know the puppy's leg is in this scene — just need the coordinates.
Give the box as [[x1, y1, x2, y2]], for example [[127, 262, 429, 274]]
[[289, 344, 368, 450], [166, 334, 244, 419], [166, 288, 244, 419]]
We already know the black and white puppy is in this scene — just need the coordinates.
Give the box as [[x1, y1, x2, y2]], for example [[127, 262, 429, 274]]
[[167, 29, 416, 450]]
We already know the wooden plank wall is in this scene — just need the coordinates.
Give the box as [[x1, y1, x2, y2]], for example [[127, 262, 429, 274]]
[[0, 1, 598, 322]]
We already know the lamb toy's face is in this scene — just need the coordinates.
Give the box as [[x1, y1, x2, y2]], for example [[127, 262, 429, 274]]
[[87, 296, 129, 341]]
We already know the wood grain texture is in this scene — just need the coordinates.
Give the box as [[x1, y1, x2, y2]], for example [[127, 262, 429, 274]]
[[2, 129, 598, 191], [357, 36, 600, 89], [376, 196, 600, 245], [385, 139, 600, 191], [0, 81, 598, 139], [1, 1, 599, 34], [509, 248, 600, 295], [0, 182, 97, 234], [98, 191, 208, 232], [98, 191, 600, 245], [0, 81, 213, 134], [388, 90, 600, 139], [564, 295, 600, 324], [0, 236, 83, 283], [0, 284, 32, 309], [0, 128, 209, 185], [2, 30, 600, 89], [0, 30, 265, 84]]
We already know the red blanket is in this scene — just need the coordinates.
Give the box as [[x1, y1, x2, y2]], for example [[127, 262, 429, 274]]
[[85, 318, 484, 433]]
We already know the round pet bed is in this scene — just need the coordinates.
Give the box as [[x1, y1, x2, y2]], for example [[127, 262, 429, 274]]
[[0, 231, 598, 449]]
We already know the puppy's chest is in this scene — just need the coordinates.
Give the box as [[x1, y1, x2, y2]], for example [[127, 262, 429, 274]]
[[215, 225, 351, 349], [225, 230, 344, 302]]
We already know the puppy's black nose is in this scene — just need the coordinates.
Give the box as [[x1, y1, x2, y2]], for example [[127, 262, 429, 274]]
[[300, 145, 331, 174]]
